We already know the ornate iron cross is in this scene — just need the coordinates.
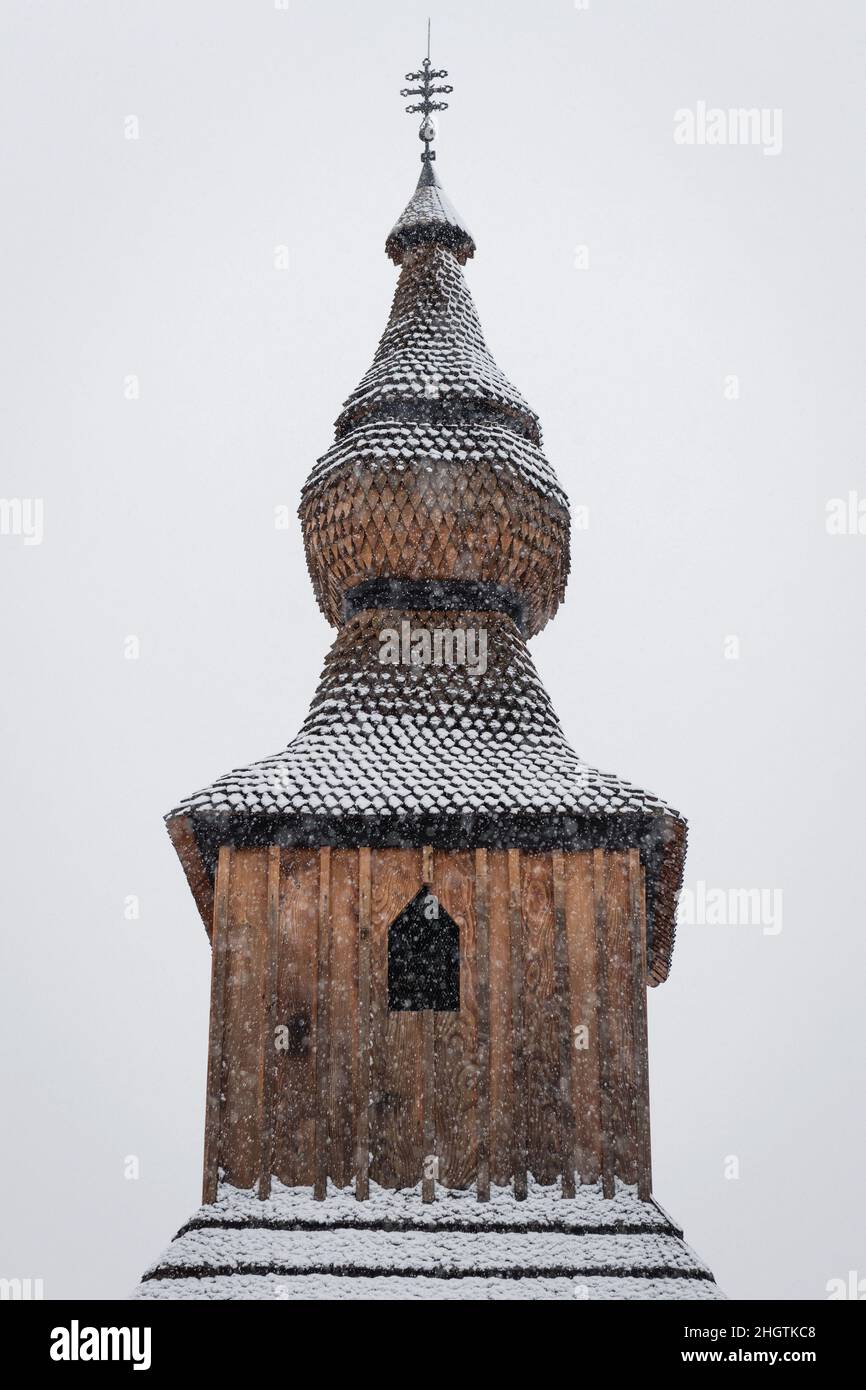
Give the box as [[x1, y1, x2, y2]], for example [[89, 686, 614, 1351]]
[[400, 26, 453, 164]]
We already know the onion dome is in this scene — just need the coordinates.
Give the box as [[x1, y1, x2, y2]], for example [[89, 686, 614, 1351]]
[[300, 187, 570, 636]]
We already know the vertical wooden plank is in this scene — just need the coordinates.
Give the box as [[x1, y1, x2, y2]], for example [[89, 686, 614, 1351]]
[[640, 864, 653, 1192], [258, 846, 280, 1200], [203, 845, 231, 1204], [552, 851, 576, 1197], [370, 849, 423, 1188], [368, 851, 388, 1187], [630, 853, 653, 1200], [421, 845, 436, 1203], [564, 853, 602, 1185], [221, 848, 269, 1189], [475, 849, 491, 1200], [314, 848, 331, 1200], [273, 849, 319, 1187], [593, 849, 616, 1198], [422, 1011, 436, 1201], [328, 850, 359, 1188], [508, 849, 527, 1199], [606, 852, 638, 1184], [488, 850, 513, 1187], [384, 1002, 424, 1188], [521, 852, 560, 1185], [355, 847, 371, 1200], [432, 851, 478, 1189]]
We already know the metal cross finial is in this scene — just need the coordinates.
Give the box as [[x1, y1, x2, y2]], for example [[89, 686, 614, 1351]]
[[400, 23, 453, 164]]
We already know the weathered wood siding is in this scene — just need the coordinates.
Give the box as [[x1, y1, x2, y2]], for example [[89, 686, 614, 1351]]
[[202, 846, 653, 1201]]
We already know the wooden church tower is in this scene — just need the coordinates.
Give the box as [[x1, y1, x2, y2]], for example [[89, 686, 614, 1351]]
[[137, 47, 721, 1300]]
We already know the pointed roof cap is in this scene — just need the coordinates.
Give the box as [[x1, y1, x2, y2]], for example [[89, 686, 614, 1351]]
[[386, 162, 476, 265]]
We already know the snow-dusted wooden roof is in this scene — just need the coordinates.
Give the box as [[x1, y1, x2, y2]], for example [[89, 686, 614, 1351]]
[[135, 1179, 722, 1301], [334, 241, 538, 443], [173, 613, 672, 823], [385, 162, 476, 265]]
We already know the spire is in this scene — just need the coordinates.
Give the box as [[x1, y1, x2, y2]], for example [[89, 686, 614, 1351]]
[[299, 33, 570, 637], [387, 34, 475, 264]]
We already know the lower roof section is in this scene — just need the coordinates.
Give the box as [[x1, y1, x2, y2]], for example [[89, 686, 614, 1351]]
[[135, 1179, 722, 1302]]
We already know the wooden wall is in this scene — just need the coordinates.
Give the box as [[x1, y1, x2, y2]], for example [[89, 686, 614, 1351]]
[[202, 844, 652, 1203]]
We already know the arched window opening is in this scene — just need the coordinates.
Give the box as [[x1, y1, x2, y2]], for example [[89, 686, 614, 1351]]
[[387, 886, 460, 1012]]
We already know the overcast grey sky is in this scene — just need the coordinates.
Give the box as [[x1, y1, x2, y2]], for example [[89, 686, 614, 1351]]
[[1, 0, 864, 1300]]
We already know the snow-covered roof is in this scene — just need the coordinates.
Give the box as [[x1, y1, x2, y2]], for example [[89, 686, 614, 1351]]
[[174, 612, 672, 823], [385, 162, 476, 265], [135, 1178, 723, 1301], [334, 242, 540, 445]]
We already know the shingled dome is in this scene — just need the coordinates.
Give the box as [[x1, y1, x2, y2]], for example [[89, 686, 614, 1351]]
[[300, 158, 569, 638]]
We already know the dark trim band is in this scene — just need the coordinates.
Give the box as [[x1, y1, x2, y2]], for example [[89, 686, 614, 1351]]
[[143, 1262, 714, 1284], [333, 393, 542, 448], [343, 577, 525, 629], [385, 220, 476, 265], [174, 1216, 681, 1241]]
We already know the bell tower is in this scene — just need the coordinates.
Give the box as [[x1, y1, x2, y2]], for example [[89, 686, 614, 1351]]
[[137, 43, 721, 1301]]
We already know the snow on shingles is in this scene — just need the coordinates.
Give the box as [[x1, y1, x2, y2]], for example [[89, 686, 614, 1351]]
[[333, 247, 540, 445], [173, 612, 677, 825], [148, 1228, 705, 1276], [134, 1179, 722, 1301], [386, 179, 475, 258], [304, 420, 567, 511]]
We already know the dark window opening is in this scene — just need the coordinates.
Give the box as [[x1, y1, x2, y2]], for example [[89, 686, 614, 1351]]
[[387, 885, 460, 1012]]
